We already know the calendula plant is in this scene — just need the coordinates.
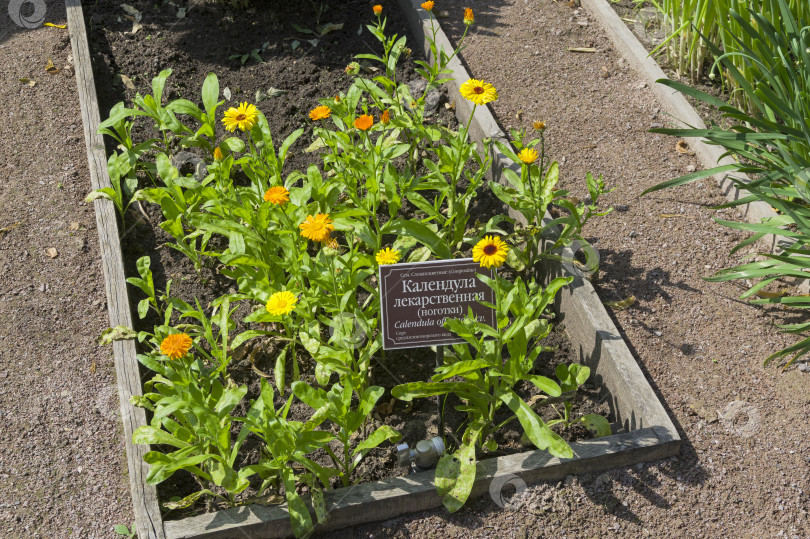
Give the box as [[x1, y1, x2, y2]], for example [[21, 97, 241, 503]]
[[240, 379, 338, 537], [393, 251, 610, 511], [292, 377, 401, 487], [100, 4, 615, 527], [490, 126, 613, 275], [131, 330, 254, 508]]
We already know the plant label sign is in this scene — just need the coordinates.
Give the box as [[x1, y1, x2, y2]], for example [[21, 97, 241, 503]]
[[379, 258, 495, 350]]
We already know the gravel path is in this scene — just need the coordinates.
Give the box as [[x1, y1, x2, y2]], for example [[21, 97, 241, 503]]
[[1, 2, 132, 537]]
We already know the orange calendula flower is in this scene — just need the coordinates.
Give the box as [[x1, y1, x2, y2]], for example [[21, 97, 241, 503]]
[[421, 1, 434, 11], [309, 105, 331, 121], [463, 7, 474, 25], [299, 213, 335, 242], [222, 102, 259, 132], [518, 148, 538, 165], [160, 333, 193, 360], [263, 186, 290, 205], [373, 4, 383, 15], [213, 147, 223, 161], [472, 235, 509, 269], [266, 291, 297, 316], [380, 109, 391, 125], [459, 78, 498, 106], [354, 114, 374, 131], [533, 121, 546, 132], [375, 248, 401, 265]]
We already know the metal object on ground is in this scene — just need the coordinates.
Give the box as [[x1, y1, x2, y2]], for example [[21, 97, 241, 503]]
[[396, 436, 446, 470]]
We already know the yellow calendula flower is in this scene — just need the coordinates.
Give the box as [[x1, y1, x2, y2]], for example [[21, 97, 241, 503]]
[[533, 120, 546, 132], [299, 213, 335, 242], [421, 1, 435, 11], [518, 148, 538, 164], [310, 105, 331, 121], [373, 4, 383, 15], [213, 147, 223, 161], [463, 7, 474, 25], [266, 291, 297, 316], [375, 248, 401, 265], [472, 235, 509, 269], [459, 78, 498, 106], [222, 102, 258, 132], [160, 333, 193, 360], [354, 114, 374, 131], [263, 186, 290, 205]]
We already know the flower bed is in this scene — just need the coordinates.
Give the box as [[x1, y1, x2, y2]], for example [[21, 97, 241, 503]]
[[68, 0, 680, 536]]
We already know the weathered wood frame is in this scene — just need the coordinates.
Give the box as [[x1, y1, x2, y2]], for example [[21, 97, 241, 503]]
[[66, 1, 165, 537], [68, 0, 682, 537]]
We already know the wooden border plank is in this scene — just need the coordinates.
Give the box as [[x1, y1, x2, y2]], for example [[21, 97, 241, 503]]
[[65, 1, 165, 537], [164, 427, 674, 539]]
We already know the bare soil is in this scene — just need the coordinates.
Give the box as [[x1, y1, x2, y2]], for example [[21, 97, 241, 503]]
[[1, 0, 808, 537]]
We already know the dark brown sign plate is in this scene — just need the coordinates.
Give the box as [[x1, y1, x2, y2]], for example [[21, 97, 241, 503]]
[[379, 258, 496, 350]]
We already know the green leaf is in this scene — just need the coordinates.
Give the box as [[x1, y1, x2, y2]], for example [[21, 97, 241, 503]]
[[291, 381, 328, 410], [581, 414, 611, 437], [498, 390, 572, 458], [641, 164, 738, 195], [220, 137, 245, 153], [201, 72, 220, 117], [556, 363, 589, 392], [382, 219, 451, 259], [431, 359, 492, 382], [353, 425, 401, 455], [283, 467, 314, 537], [97, 325, 138, 345], [524, 375, 562, 397], [392, 381, 467, 401], [274, 349, 287, 394], [133, 425, 190, 449], [161, 489, 215, 510], [435, 443, 476, 513]]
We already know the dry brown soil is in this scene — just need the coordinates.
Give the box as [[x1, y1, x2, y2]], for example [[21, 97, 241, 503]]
[[1, 0, 808, 537]]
